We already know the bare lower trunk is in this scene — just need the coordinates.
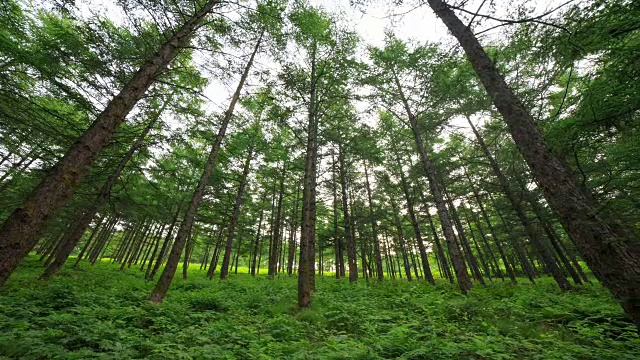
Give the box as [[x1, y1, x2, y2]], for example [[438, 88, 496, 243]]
[[391, 198, 413, 281], [338, 145, 357, 282], [464, 170, 516, 283], [331, 155, 343, 279], [251, 208, 265, 276], [428, 0, 639, 322], [148, 205, 181, 280], [287, 184, 300, 275], [220, 148, 253, 279], [0, 0, 221, 286], [364, 161, 384, 281], [41, 108, 162, 279], [298, 42, 318, 307], [150, 33, 262, 303], [207, 226, 226, 278], [390, 70, 471, 292], [268, 162, 286, 277], [396, 157, 435, 284], [465, 117, 570, 290]]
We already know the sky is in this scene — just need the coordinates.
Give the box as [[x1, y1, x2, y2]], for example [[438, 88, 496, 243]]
[[67, 0, 572, 217], [73, 0, 573, 138]]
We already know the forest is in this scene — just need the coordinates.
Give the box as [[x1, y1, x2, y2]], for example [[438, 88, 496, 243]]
[[0, 0, 638, 358]]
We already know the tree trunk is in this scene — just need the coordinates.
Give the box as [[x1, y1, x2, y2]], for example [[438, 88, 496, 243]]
[[145, 224, 166, 279], [268, 162, 286, 277], [462, 204, 494, 280], [525, 192, 583, 285], [298, 41, 319, 307], [220, 147, 253, 280], [287, 184, 300, 275], [465, 116, 570, 290], [391, 197, 413, 281], [69, 215, 106, 266], [338, 144, 357, 282], [395, 156, 435, 284], [424, 206, 454, 283], [428, 0, 639, 322], [251, 208, 265, 276], [0, 0, 222, 286], [148, 205, 181, 280], [364, 161, 384, 281], [150, 32, 262, 302], [464, 202, 502, 280], [41, 107, 162, 279], [464, 170, 516, 283], [391, 70, 471, 293], [207, 226, 226, 278], [444, 192, 485, 284], [183, 226, 198, 279], [331, 154, 343, 279]]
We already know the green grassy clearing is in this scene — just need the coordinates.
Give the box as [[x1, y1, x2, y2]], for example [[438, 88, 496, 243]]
[[0, 256, 637, 359]]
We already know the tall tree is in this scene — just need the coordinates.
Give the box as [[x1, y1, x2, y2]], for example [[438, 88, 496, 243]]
[[150, 31, 264, 303], [0, 0, 225, 286], [425, 0, 639, 321]]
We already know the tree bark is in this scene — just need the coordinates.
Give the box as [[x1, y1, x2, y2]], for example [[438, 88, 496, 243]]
[[220, 147, 253, 279], [287, 184, 300, 275], [444, 192, 485, 285], [150, 32, 262, 302], [464, 170, 516, 282], [331, 154, 344, 279], [207, 226, 226, 278], [395, 156, 435, 284], [465, 116, 570, 290], [391, 70, 471, 292], [364, 161, 384, 280], [391, 197, 413, 281], [148, 205, 181, 280], [268, 162, 286, 277], [338, 144, 357, 282], [298, 41, 319, 307], [428, 0, 639, 322], [183, 226, 198, 279], [41, 108, 162, 279], [251, 208, 265, 276], [0, 0, 222, 286]]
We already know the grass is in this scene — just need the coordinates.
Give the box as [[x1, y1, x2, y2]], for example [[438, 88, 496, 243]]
[[0, 256, 637, 359]]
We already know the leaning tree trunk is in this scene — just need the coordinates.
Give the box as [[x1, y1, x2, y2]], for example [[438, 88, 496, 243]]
[[445, 192, 484, 285], [41, 106, 163, 279], [419, 191, 454, 283], [150, 32, 262, 303], [219, 147, 253, 279], [0, 0, 221, 286], [428, 0, 640, 322], [465, 116, 571, 290], [148, 204, 181, 280], [395, 156, 435, 284], [391, 70, 471, 292], [463, 169, 517, 283]]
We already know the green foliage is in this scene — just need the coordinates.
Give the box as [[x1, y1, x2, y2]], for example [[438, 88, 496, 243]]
[[1, 257, 637, 359]]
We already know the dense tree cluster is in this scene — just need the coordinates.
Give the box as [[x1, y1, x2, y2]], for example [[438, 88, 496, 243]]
[[0, 0, 638, 323]]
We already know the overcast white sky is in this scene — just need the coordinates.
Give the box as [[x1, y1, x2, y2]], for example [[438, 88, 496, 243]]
[[75, 0, 571, 135]]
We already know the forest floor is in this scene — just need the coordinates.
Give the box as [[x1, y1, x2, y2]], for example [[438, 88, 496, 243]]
[[0, 257, 638, 359]]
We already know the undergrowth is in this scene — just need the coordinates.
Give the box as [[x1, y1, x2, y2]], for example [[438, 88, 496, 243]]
[[0, 256, 637, 359]]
